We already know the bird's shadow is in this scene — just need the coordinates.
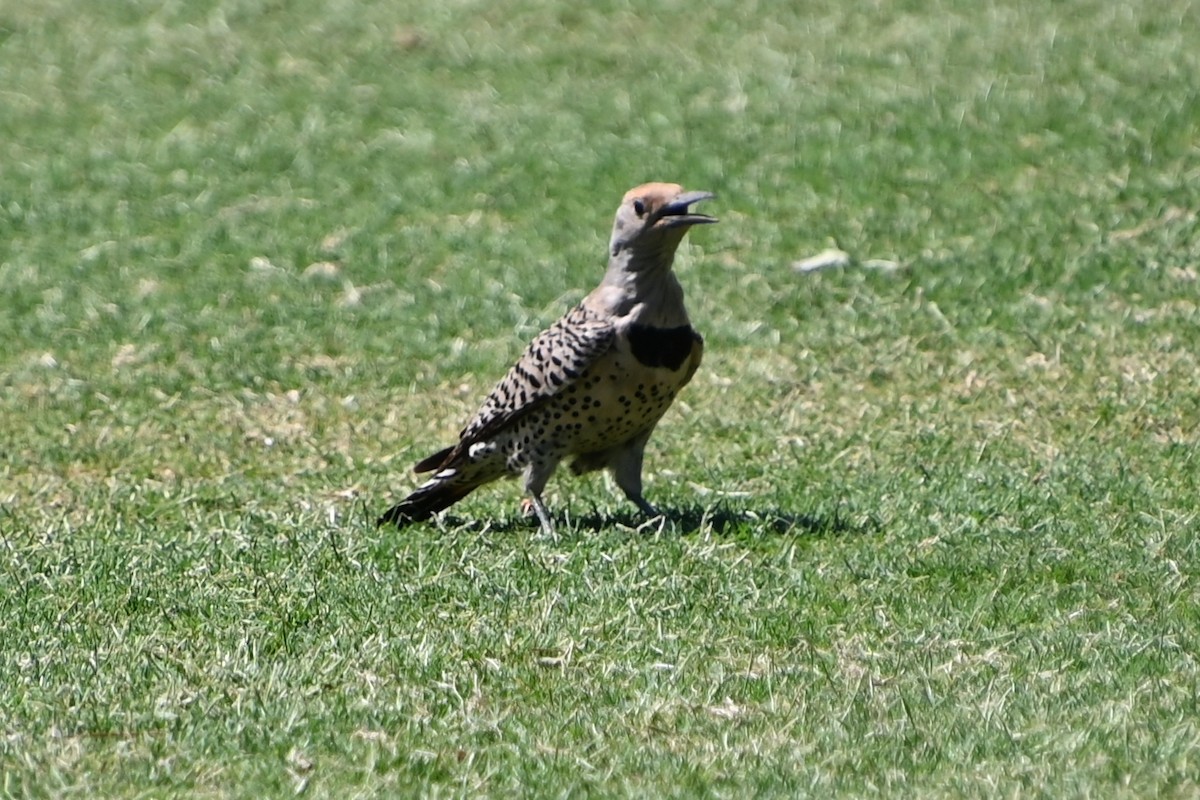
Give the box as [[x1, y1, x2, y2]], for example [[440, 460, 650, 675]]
[[418, 500, 874, 539]]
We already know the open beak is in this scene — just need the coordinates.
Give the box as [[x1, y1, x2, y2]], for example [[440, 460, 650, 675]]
[[654, 190, 718, 229]]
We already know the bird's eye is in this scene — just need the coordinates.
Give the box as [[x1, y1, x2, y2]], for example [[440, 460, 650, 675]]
[[633, 199, 646, 217]]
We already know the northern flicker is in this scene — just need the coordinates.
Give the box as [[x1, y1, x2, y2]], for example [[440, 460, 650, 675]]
[[379, 182, 716, 534]]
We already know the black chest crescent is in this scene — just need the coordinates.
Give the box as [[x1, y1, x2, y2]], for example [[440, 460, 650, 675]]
[[627, 324, 702, 371]]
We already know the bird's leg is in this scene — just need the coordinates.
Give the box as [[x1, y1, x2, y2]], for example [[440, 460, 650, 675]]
[[528, 492, 556, 536], [610, 432, 660, 519], [523, 461, 559, 536]]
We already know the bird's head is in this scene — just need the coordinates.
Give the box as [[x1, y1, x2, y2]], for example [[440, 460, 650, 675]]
[[609, 182, 717, 264]]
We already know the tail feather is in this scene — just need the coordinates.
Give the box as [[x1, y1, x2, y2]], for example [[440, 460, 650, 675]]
[[414, 445, 455, 474], [377, 476, 477, 528]]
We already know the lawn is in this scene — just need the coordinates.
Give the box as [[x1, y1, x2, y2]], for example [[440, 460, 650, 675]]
[[2, 0, 1199, 796]]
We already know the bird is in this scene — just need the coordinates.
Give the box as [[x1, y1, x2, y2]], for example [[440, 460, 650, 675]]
[[379, 182, 716, 535]]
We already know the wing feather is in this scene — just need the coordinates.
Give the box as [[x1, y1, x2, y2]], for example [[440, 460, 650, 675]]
[[413, 304, 615, 473]]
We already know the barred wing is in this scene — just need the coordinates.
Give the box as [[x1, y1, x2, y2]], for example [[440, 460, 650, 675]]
[[413, 304, 615, 473]]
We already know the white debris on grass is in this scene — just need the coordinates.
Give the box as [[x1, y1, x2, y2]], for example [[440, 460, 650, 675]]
[[791, 247, 851, 273], [792, 248, 904, 274]]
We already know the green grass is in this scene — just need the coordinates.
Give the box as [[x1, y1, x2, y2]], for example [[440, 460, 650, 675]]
[[3, 0, 1200, 796]]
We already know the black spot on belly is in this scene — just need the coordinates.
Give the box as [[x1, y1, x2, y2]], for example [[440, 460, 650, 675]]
[[627, 324, 702, 370]]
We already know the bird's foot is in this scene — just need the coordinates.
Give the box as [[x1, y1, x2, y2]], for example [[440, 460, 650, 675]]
[[634, 497, 660, 519]]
